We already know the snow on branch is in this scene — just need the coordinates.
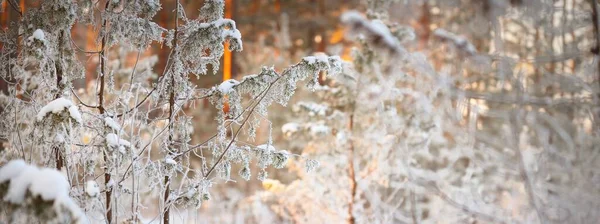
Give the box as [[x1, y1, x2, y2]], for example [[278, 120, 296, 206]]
[[207, 54, 342, 137], [218, 79, 240, 94], [433, 28, 477, 56], [200, 55, 343, 181], [240, 54, 342, 93], [26, 29, 47, 46], [255, 144, 290, 170], [210, 54, 343, 111], [106, 133, 133, 153], [198, 0, 225, 22], [294, 101, 329, 117], [341, 11, 407, 56], [104, 117, 122, 132], [36, 98, 82, 124], [0, 160, 86, 223], [179, 17, 243, 75], [106, 13, 166, 50]]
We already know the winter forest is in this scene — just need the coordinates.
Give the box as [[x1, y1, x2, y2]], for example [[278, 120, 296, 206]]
[[1, 0, 600, 223]]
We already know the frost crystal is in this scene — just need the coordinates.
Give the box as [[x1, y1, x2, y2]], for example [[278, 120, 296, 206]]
[[106, 14, 165, 50], [272, 150, 290, 169], [239, 162, 251, 181], [258, 169, 268, 181], [305, 159, 320, 173]]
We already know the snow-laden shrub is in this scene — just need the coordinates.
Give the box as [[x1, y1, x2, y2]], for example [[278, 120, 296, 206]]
[[0, 1, 342, 223], [0, 160, 86, 224]]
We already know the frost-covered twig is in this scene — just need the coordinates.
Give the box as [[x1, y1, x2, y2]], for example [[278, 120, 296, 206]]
[[453, 88, 593, 106], [115, 43, 175, 118], [203, 77, 278, 179], [428, 185, 509, 224], [341, 11, 406, 57], [512, 88, 545, 223], [71, 88, 99, 109], [173, 90, 265, 159], [202, 55, 341, 178], [433, 28, 477, 56], [14, 103, 25, 159]]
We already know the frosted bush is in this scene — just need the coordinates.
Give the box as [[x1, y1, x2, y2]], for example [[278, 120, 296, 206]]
[[0, 160, 86, 223], [0, 0, 343, 223]]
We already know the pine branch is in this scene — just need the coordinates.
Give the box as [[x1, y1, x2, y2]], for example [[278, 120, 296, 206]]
[[203, 76, 279, 178]]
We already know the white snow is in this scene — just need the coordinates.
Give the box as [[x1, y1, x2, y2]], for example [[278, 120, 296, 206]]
[[308, 123, 330, 137], [371, 20, 397, 44], [54, 133, 65, 143], [165, 158, 177, 165], [0, 160, 86, 222], [433, 28, 477, 55], [2, 165, 71, 203], [303, 54, 329, 65], [104, 117, 122, 132], [336, 131, 349, 145], [278, 150, 290, 156], [218, 79, 240, 94], [340, 11, 364, 25], [0, 159, 27, 183], [37, 98, 82, 123], [106, 133, 132, 149], [341, 11, 404, 55], [28, 168, 71, 201], [297, 101, 328, 116], [4, 165, 40, 203], [257, 144, 276, 152], [240, 74, 258, 83], [214, 18, 237, 29], [32, 29, 45, 41], [85, 180, 100, 197], [222, 29, 242, 40], [68, 106, 82, 123], [281, 122, 300, 136], [0, 160, 82, 220], [106, 179, 115, 188], [54, 195, 87, 223]]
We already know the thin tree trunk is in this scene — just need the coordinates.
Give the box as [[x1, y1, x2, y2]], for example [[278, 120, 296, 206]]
[[98, 2, 111, 222], [347, 114, 357, 224], [590, 0, 600, 132], [54, 31, 65, 170], [163, 1, 179, 223], [418, 1, 430, 51]]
